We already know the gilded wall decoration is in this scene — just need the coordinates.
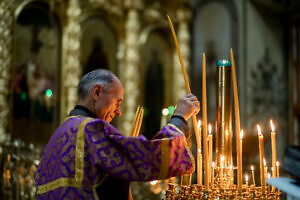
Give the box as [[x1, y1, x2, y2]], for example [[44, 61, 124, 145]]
[[120, 7, 141, 135], [0, 0, 14, 142], [61, 0, 81, 117]]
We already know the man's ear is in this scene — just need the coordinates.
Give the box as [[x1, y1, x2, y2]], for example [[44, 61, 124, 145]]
[[92, 84, 103, 100]]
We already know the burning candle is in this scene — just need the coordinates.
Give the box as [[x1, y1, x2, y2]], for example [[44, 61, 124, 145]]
[[212, 161, 215, 184], [245, 174, 249, 187], [229, 165, 233, 185], [251, 165, 256, 186], [208, 123, 213, 184], [220, 155, 224, 184], [238, 130, 243, 191], [257, 125, 265, 191], [202, 53, 209, 186], [270, 120, 277, 179], [197, 120, 202, 185], [276, 161, 280, 177]]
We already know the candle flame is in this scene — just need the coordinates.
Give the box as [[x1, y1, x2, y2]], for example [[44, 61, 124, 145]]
[[263, 158, 266, 166], [276, 161, 280, 167], [150, 180, 158, 185], [212, 161, 215, 167], [220, 156, 224, 164], [271, 167, 274, 172], [267, 173, 271, 179], [197, 148, 201, 153], [162, 108, 169, 116], [270, 119, 275, 132], [197, 120, 201, 129], [229, 165, 232, 170], [208, 123, 212, 135], [240, 129, 244, 140], [245, 174, 249, 181], [251, 165, 254, 171], [257, 124, 262, 136]]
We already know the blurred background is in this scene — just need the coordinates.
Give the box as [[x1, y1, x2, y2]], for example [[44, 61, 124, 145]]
[[0, 0, 299, 199]]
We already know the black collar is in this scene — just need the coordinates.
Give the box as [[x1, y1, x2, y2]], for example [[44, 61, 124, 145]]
[[69, 105, 97, 118]]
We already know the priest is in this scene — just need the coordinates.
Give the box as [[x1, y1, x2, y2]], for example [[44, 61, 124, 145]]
[[35, 69, 200, 200]]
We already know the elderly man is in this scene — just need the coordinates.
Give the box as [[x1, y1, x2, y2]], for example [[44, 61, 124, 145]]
[[35, 69, 200, 200]]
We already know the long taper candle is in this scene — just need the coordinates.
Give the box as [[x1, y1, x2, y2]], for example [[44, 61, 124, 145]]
[[208, 124, 213, 185], [276, 161, 280, 177], [167, 15, 201, 185], [220, 156, 224, 185], [270, 119, 277, 179], [202, 53, 209, 186], [245, 174, 249, 187], [212, 161, 215, 184], [135, 107, 144, 137], [251, 165, 256, 186], [197, 120, 202, 185], [238, 130, 243, 191], [230, 48, 242, 191], [257, 125, 265, 191], [130, 106, 140, 137]]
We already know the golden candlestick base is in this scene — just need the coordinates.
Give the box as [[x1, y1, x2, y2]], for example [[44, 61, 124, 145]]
[[164, 182, 281, 200]]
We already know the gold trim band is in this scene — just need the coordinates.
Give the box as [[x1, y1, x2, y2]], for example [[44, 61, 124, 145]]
[[37, 118, 93, 194], [158, 139, 170, 179]]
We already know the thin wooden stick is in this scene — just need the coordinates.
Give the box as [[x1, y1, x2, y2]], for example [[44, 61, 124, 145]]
[[130, 106, 140, 137], [167, 15, 201, 186]]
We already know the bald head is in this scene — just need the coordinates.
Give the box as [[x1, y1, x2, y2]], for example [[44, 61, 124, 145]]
[[77, 69, 118, 101]]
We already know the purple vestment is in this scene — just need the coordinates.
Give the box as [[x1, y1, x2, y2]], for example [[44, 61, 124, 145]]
[[35, 116, 194, 199]]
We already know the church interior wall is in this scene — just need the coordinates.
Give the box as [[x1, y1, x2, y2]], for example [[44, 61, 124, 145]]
[[244, 1, 288, 160]]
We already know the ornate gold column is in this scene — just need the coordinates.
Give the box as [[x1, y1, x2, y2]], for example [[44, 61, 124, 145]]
[[61, 0, 81, 119], [0, 0, 14, 141], [173, 8, 191, 101], [119, 0, 142, 135]]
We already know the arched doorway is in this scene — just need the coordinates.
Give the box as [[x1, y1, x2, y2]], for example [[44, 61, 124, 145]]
[[81, 16, 118, 74], [12, 1, 62, 145]]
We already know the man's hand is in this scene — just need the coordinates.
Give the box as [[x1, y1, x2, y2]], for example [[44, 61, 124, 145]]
[[173, 94, 200, 121]]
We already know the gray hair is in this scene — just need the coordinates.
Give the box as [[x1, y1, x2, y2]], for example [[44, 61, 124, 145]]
[[77, 69, 116, 100]]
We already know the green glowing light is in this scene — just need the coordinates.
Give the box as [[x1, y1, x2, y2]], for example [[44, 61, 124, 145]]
[[45, 89, 53, 98], [21, 92, 27, 100], [168, 106, 175, 116]]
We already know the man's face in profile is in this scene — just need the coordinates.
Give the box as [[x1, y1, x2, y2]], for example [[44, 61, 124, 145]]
[[94, 79, 123, 123]]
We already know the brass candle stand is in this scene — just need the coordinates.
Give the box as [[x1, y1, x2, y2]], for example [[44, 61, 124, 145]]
[[164, 181, 281, 200], [164, 58, 281, 200]]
